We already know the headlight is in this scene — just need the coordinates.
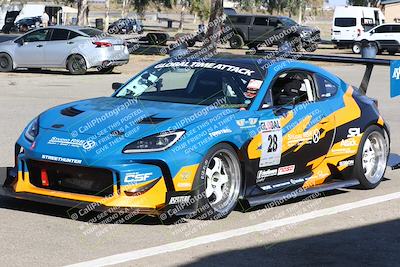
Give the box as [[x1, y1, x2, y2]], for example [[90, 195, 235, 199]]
[[24, 117, 39, 142], [300, 30, 312, 38], [123, 130, 185, 153]]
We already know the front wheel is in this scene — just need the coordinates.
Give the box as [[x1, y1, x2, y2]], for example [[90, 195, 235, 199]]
[[353, 125, 388, 189], [229, 34, 244, 49], [0, 53, 13, 72], [197, 144, 242, 219]]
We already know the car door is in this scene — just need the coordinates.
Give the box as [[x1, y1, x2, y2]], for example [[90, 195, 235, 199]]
[[44, 28, 73, 67], [370, 25, 391, 44], [13, 28, 51, 67], [248, 16, 270, 42], [255, 70, 336, 184]]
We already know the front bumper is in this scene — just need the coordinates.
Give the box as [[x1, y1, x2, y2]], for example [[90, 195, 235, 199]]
[[1, 150, 201, 217]]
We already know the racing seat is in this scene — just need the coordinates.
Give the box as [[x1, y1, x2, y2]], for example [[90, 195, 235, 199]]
[[276, 79, 303, 105], [187, 70, 224, 99]]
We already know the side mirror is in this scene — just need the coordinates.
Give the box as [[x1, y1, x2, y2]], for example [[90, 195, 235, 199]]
[[370, 30, 375, 35], [112, 82, 123, 90], [15, 38, 24, 46]]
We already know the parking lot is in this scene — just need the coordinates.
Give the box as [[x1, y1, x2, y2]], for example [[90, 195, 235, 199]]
[[0, 48, 400, 266]]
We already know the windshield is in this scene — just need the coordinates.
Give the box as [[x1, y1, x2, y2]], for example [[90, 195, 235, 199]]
[[280, 17, 297, 26], [114, 60, 265, 109], [79, 28, 105, 37]]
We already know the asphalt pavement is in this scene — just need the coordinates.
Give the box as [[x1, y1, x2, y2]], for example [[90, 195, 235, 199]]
[[0, 52, 399, 267]]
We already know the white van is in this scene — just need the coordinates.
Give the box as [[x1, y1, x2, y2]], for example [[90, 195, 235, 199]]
[[332, 6, 385, 48]]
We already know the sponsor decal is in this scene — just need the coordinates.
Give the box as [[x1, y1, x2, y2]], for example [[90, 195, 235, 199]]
[[169, 195, 191, 205], [278, 165, 295, 176], [391, 60, 400, 97], [260, 119, 281, 132], [287, 129, 320, 146], [154, 61, 255, 76], [261, 176, 308, 191], [82, 140, 96, 150], [256, 169, 277, 183], [47, 137, 96, 151], [260, 119, 282, 167], [236, 118, 258, 128], [338, 160, 355, 167], [124, 172, 152, 184], [347, 128, 361, 138], [340, 138, 358, 147], [41, 154, 82, 164], [393, 67, 400, 80], [177, 182, 192, 188], [209, 129, 232, 137]]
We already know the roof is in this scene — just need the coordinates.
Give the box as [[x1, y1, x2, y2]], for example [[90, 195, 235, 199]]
[[381, 0, 400, 5]]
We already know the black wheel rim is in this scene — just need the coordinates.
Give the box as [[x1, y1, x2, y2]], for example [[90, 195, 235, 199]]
[[71, 56, 85, 72], [0, 56, 9, 69]]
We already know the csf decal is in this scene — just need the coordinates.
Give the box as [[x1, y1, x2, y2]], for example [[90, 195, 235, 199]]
[[390, 60, 400, 98], [124, 172, 153, 184]]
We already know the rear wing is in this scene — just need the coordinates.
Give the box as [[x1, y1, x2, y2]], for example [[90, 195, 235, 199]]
[[248, 51, 400, 98]]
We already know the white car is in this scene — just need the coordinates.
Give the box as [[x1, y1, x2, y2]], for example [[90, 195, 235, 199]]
[[352, 24, 400, 55], [0, 26, 130, 74], [332, 6, 385, 49]]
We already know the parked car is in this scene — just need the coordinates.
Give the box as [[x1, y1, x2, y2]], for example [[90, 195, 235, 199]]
[[224, 15, 320, 51], [108, 18, 143, 34], [331, 6, 385, 49], [0, 26, 130, 74], [14, 16, 42, 33], [352, 23, 400, 55]]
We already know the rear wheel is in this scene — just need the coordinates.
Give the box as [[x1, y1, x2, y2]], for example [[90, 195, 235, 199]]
[[353, 125, 388, 189], [304, 43, 318, 52], [67, 54, 87, 75], [352, 42, 361, 54], [229, 34, 244, 49], [388, 50, 397, 55], [197, 144, 242, 219], [0, 53, 13, 72]]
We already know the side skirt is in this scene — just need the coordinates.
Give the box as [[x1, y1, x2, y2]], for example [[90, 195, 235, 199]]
[[246, 179, 360, 207]]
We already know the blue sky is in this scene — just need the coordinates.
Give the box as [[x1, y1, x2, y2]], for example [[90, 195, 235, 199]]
[[328, 0, 347, 6]]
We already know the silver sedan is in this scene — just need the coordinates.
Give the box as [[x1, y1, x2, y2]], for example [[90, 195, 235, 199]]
[[0, 26, 130, 74]]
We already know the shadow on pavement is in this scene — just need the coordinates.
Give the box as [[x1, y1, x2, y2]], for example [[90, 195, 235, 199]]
[[180, 219, 400, 266]]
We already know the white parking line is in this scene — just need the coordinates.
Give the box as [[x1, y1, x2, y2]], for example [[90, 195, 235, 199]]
[[66, 192, 400, 267]]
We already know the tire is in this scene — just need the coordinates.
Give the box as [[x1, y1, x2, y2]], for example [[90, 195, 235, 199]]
[[278, 40, 293, 52], [196, 143, 242, 219], [0, 53, 13, 72], [229, 34, 244, 49], [353, 125, 389, 189], [290, 37, 303, 52], [388, 50, 396, 55], [352, 42, 361, 54], [186, 39, 196, 47], [304, 43, 318, 52], [98, 66, 114, 74], [67, 54, 87, 75], [247, 42, 259, 50]]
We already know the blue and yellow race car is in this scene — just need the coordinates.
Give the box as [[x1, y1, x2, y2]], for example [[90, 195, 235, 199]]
[[1, 53, 398, 219]]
